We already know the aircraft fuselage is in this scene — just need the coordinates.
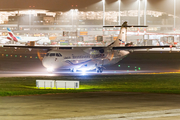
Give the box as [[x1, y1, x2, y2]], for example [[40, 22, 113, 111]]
[[42, 48, 129, 72]]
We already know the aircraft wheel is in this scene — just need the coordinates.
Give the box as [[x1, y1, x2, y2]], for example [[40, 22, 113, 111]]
[[71, 68, 77, 73], [96, 67, 103, 73], [96, 68, 99, 73], [100, 68, 103, 73]]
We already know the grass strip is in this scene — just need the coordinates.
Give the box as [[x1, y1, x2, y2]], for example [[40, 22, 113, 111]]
[[0, 74, 180, 96]]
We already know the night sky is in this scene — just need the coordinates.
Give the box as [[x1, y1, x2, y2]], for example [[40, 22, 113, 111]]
[[0, 0, 102, 11], [0, 0, 176, 14]]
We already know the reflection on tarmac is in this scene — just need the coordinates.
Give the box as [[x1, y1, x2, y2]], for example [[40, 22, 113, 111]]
[[0, 70, 179, 77]]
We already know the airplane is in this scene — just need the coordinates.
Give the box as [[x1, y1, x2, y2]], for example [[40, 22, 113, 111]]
[[7, 28, 51, 45], [0, 33, 13, 44], [3, 22, 174, 73]]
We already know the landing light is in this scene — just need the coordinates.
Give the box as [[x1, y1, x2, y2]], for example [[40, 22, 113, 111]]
[[82, 69, 86, 75], [47, 68, 54, 72]]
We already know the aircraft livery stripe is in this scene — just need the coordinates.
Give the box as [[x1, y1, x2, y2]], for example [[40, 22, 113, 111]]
[[65, 59, 92, 65]]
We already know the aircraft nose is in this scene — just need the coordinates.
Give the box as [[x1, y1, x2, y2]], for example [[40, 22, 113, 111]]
[[42, 56, 63, 69], [42, 57, 50, 68]]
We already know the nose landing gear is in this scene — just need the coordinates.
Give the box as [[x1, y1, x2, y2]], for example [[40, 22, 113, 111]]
[[96, 67, 103, 73], [70, 68, 77, 73]]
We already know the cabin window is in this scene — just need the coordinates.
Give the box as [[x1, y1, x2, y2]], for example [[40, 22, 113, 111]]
[[46, 53, 50, 56]]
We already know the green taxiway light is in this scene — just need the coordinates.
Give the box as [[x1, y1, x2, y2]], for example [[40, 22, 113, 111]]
[[36, 57, 38, 59], [127, 70, 129, 72], [6, 54, 8, 57], [5, 49, 6, 51], [25, 56, 27, 58], [128, 66, 130, 68], [118, 65, 120, 67], [135, 67, 137, 68], [15, 55, 17, 57], [135, 69, 137, 71], [138, 67, 141, 70]]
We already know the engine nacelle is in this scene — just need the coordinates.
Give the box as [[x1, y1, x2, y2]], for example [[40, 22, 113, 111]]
[[90, 49, 104, 55]]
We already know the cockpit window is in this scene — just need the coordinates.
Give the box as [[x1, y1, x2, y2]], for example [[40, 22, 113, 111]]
[[56, 53, 60, 57], [46, 53, 49, 56], [56, 53, 62, 57], [50, 53, 56, 56]]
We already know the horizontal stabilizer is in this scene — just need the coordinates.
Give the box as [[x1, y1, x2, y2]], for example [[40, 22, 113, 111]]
[[103, 25, 148, 28]]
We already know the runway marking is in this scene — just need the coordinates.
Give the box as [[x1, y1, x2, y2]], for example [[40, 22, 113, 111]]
[[47, 109, 180, 120]]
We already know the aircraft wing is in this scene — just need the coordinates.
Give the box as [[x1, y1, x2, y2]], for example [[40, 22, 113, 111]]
[[2, 45, 174, 50], [32, 38, 46, 42], [2, 45, 73, 49], [112, 45, 174, 50]]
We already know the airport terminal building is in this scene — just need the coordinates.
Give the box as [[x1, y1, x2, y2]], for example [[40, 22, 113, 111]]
[[0, 0, 179, 45]]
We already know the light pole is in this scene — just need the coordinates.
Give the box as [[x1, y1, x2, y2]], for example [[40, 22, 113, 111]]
[[119, 0, 121, 25], [70, 9, 78, 41], [138, 0, 140, 26], [71, 9, 74, 28], [70, 9, 78, 29], [28, 10, 32, 26], [174, 0, 176, 32], [144, 0, 147, 26], [102, 0, 105, 26], [144, 0, 147, 33]]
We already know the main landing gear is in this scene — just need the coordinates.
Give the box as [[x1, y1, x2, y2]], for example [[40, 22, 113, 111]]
[[96, 67, 103, 73], [70, 68, 77, 73]]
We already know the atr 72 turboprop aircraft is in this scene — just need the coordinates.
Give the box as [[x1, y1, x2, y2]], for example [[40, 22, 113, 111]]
[[3, 22, 174, 73]]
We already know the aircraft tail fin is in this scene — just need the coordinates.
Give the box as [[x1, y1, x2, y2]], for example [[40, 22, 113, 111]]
[[7, 28, 12, 32], [7, 28, 19, 42], [103, 22, 148, 47]]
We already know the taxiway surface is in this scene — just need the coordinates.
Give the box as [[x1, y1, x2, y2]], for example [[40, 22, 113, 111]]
[[0, 70, 178, 77], [1, 92, 180, 120]]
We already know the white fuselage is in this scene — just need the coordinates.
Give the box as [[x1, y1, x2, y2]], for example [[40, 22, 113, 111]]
[[42, 48, 129, 71], [17, 37, 50, 44], [0, 37, 10, 44]]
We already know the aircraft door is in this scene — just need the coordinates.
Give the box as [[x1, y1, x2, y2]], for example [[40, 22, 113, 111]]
[[55, 53, 62, 62]]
